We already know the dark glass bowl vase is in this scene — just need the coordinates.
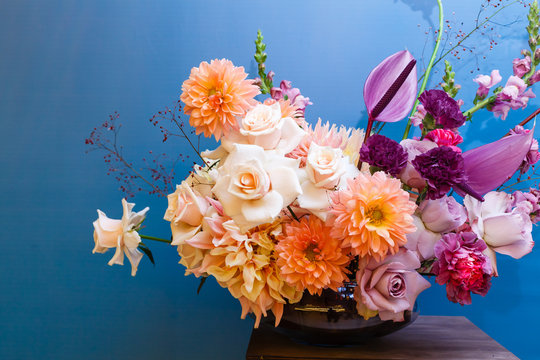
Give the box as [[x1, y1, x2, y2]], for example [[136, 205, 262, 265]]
[[259, 282, 418, 346]]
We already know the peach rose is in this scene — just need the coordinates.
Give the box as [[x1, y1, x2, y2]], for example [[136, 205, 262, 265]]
[[221, 103, 306, 154], [164, 182, 210, 245], [212, 144, 302, 232], [92, 199, 149, 276]]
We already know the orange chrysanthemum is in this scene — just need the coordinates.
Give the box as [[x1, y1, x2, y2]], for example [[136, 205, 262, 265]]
[[180, 59, 260, 140], [275, 216, 350, 295], [329, 171, 417, 261]]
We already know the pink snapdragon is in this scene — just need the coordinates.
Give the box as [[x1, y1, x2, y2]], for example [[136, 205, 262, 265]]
[[271, 80, 312, 112], [425, 129, 463, 152], [513, 189, 540, 224], [433, 232, 492, 305], [513, 56, 532, 78], [491, 76, 535, 120], [473, 70, 502, 98]]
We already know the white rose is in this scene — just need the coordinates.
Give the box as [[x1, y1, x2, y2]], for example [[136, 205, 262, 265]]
[[212, 144, 302, 232], [297, 143, 359, 220], [221, 103, 306, 154], [464, 191, 534, 276]]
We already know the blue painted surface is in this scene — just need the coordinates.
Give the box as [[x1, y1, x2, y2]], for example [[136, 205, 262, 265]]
[[1, 1, 539, 359]]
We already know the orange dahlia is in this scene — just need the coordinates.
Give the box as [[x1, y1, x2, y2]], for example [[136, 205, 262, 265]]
[[329, 171, 417, 261], [275, 216, 350, 295], [180, 59, 260, 140]]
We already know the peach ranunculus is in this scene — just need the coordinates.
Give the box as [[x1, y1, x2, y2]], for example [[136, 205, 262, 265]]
[[212, 143, 302, 232], [199, 220, 302, 327], [92, 199, 149, 276], [164, 181, 210, 246], [329, 172, 417, 261], [221, 102, 306, 154], [297, 142, 359, 220], [355, 249, 430, 321], [180, 59, 260, 141], [275, 216, 350, 295]]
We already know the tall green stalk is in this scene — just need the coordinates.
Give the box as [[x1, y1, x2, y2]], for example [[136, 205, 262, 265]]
[[402, 0, 444, 140]]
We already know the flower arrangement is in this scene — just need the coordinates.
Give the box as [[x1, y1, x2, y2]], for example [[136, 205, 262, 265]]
[[88, 1, 540, 329]]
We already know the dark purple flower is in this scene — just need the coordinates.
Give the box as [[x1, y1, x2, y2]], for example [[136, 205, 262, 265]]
[[359, 134, 408, 176], [419, 89, 466, 129], [412, 146, 466, 200], [432, 232, 492, 305]]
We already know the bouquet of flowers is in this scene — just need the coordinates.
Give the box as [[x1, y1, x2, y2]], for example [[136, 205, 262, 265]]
[[88, 1, 540, 328]]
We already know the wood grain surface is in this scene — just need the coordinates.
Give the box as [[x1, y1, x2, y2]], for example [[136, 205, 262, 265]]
[[245, 316, 519, 360]]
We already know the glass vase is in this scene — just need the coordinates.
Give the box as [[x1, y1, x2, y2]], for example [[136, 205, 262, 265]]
[[259, 281, 418, 346]]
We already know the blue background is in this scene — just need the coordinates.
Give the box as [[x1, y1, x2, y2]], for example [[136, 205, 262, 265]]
[[1, 0, 539, 359]]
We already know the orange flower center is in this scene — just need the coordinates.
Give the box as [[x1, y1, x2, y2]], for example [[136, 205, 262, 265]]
[[367, 207, 385, 226], [305, 242, 321, 262]]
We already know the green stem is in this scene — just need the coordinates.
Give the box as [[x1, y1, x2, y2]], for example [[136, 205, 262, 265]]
[[403, 0, 444, 140], [463, 95, 496, 118], [140, 234, 172, 244]]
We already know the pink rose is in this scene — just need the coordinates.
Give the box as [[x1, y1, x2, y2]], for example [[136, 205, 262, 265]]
[[419, 195, 467, 233], [354, 249, 430, 322], [405, 215, 441, 260], [473, 70, 502, 98], [513, 56, 532, 78], [425, 129, 463, 152], [399, 139, 437, 189]]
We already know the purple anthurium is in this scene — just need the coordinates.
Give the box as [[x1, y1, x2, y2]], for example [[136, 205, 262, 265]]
[[359, 51, 418, 171], [363, 50, 418, 124], [458, 126, 535, 196]]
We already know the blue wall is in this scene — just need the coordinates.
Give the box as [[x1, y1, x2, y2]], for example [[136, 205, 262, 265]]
[[1, 1, 539, 359]]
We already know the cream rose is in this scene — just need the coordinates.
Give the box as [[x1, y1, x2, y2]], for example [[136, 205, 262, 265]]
[[212, 143, 302, 232], [92, 199, 149, 276], [297, 143, 359, 220], [221, 103, 306, 154]]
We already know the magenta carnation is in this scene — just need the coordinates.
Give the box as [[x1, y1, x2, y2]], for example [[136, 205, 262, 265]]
[[432, 232, 492, 305], [419, 89, 466, 129], [359, 134, 408, 176], [411, 146, 467, 200]]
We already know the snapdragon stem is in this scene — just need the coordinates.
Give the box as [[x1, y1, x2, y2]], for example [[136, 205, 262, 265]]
[[140, 234, 172, 244], [463, 95, 496, 118], [402, 0, 444, 140]]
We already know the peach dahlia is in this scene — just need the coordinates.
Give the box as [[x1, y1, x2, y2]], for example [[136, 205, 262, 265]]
[[180, 59, 260, 140], [329, 171, 417, 261], [275, 216, 350, 295]]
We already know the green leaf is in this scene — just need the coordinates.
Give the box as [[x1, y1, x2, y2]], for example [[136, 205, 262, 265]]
[[138, 244, 155, 266]]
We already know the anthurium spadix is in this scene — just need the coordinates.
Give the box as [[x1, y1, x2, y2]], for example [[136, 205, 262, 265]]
[[363, 50, 418, 125], [457, 126, 535, 196]]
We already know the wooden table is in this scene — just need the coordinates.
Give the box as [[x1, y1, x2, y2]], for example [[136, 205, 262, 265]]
[[245, 316, 518, 360]]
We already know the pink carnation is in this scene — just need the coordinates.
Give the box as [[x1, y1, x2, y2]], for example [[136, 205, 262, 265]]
[[425, 129, 463, 152], [432, 232, 492, 305]]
